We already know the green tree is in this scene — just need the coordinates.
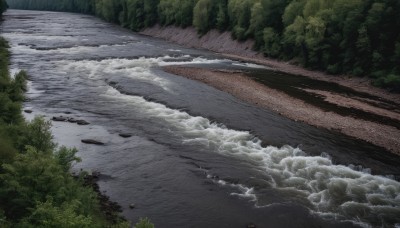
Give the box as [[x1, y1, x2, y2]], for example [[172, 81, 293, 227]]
[[158, 0, 175, 25], [228, 0, 254, 40], [143, 0, 159, 27], [193, 0, 213, 34], [263, 27, 281, 57], [216, 3, 228, 31], [282, 0, 306, 27], [18, 199, 93, 228], [248, 2, 266, 47], [126, 0, 145, 31], [18, 117, 56, 154]]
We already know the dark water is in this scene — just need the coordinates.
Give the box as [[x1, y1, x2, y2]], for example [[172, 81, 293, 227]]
[[2, 10, 400, 228]]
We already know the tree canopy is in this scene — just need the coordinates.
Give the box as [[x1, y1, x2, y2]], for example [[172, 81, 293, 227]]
[[5, 0, 400, 90]]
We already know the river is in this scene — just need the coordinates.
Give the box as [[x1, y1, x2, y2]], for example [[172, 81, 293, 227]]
[[1, 10, 400, 228]]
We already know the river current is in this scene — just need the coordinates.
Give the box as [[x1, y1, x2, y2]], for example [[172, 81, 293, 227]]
[[1, 10, 400, 228]]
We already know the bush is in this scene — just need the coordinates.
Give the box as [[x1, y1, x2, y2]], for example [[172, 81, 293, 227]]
[[18, 199, 93, 228], [18, 117, 56, 154], [327, 64, 340, 75], [135, 218, 155, 228], [233, 26, 246, 41]]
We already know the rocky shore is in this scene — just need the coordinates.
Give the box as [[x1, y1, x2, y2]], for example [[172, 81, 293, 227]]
[[79, 172, 126, 224]]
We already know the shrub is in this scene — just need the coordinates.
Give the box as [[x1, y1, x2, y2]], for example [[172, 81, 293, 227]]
[[135, 218, 155, 228]]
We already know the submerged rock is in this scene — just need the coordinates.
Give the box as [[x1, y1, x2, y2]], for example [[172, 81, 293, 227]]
[[81, 139, 105, 145], [247, 223, 256, 228], [108, 81, 117, 86], [77, 120, 90, 125], [119, 133, 132, 138], [24, 109, 33, 113], [67, 118, 78, 123], [129, 204, 135, 209], [52, 116, 67, 121]]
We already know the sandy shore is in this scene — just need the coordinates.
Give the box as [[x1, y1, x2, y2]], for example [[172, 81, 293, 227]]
[[163, 66, 400, 155]]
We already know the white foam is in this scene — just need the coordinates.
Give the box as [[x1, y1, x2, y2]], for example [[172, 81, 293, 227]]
[[101, 87, 400, 226], [26, 81, 45, 98], [10, 43, 128, 56], [9, 68, 21, 79], [167, 49, 182, 52], [3, 33, 77, 41], [159, 56, 230, 66], [208, 175, 257, 202], [59, 57, 173, 91], [232, 62, 269, 69], [57, 56, 230, 92]]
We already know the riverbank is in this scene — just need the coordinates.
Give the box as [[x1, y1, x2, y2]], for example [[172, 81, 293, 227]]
[[0, 34, 129, 227], [141, 25, 400, 105], [163, 66, 400, 155], [141, 25, 400, 155]]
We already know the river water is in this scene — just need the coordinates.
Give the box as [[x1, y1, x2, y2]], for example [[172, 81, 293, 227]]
[[2, 10, 400, 228]]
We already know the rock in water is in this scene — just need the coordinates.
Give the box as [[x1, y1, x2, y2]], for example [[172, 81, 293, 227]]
[[67, 118, 78, 123], [52, 116, 67, 122], [81, 139, 105, 145], [77, 120, 90, 125], [247, 223, 256, 228], [24, 109, 33, 113], [119, 133, 132, 138], [129, 204, 135, 209]]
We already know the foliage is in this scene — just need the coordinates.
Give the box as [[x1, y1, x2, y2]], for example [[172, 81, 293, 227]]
[[18, 199, 93, 228], [134, 218, 155, 228]]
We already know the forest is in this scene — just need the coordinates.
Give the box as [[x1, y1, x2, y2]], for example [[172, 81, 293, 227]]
[[6, 0, 400, 91]]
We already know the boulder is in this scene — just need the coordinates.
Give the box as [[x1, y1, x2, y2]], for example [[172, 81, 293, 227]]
[[24, 109, 33, 114], [81, 139, 105, 145], [129, 204, 135, 209]]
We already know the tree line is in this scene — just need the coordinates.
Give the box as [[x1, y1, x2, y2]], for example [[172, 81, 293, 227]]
[[6, 0, 400, 90]]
